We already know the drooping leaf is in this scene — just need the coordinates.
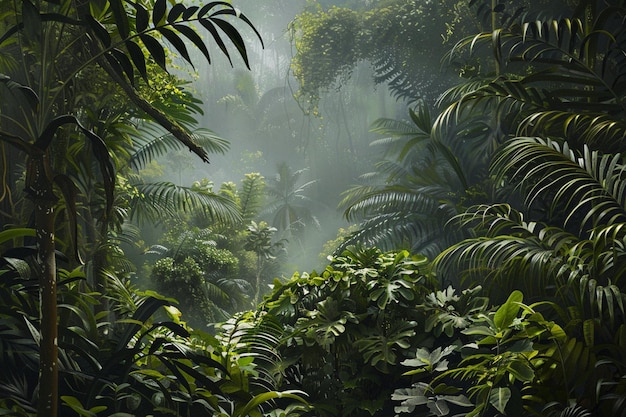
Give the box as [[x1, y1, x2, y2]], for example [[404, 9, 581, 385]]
[[211, 18, 250, 69], [139, 33, 167, 71], [21, 0, 41, 42], [0, 73, 39, 109], [199, 19, 231, 65], [157, 26, 193, 67], [125, 40, 147, 81], [174, 24, 211, 63], [110, 47, 134, 83]]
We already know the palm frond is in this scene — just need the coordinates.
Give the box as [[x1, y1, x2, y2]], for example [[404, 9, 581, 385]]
[[216, 312, 286, 390], [129, 181, 241, 225], [129, 128, 229, 170], [519, 111, 626, 152], [434, 204, 576, 299], [239, 173, 266, 224], [342, 186, 440, 223], [492, 137, 626, 232]]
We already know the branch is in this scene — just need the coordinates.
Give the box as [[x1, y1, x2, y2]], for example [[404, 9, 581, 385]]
[[97, 56, 210, 163]]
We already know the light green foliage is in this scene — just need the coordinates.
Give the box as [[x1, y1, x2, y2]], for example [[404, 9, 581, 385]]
[[149, 226, 248, 326]]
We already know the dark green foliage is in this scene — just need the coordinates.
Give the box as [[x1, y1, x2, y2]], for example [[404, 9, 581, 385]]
[[0, 250, 306, 417], [339, 104, 489, 258], [260, 247, 430, 417]]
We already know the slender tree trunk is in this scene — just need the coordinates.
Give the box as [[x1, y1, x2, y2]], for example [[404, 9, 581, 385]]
[[27, 153, 59, 417], [254, 255, 262, 305]]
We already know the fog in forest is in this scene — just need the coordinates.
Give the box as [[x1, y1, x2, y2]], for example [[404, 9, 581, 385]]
[[147, 0, 412, 273]]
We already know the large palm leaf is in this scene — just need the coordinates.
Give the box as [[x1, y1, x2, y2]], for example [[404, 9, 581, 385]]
[[492, 137, 626, 233], [128, 180, 241, 225], [339, 104, 486, 257], [444, 9, 626, 153], [433, 203, 626, 334], [129, 128, 230, 170], [262, 163, 319, 234]]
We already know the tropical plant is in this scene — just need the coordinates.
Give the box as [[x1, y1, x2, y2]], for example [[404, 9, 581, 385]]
[[424, 1, 626, 414], [262, 162, 319, 241], [148, 225, 252, 327], [259, 247, 430, 417], [244, 221, 284, 304], [289, 0, 570, 110], [0, 247, 307, 417], [338, 103, 491, 258], [0, 0, 261, 414]]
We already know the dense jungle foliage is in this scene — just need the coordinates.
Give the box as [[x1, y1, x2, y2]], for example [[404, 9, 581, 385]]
[[1, 0, 626, 417]]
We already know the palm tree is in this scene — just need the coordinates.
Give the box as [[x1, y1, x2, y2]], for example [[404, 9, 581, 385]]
[[262, 162, 319, 239], [0, 1, 261, 415]]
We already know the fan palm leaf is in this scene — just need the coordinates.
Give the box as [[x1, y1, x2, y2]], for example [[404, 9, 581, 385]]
[[445, 10, 626, 152], [262, 163, 319, 234], [340, 99, 496, 256]]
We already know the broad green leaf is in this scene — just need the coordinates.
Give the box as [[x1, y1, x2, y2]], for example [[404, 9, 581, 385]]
[[494, 290, 523, 331], [235, 390, 308, 417], [489, 387, 510, 414], [507, 360, 534, 382], [462, 325, 495, 337], [427, 399, 449, 416], [583, 319, 595, 347]]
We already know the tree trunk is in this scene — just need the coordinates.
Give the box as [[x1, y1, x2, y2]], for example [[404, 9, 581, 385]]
[[254, 255, 262, 305], [27, 153, 59, 417]]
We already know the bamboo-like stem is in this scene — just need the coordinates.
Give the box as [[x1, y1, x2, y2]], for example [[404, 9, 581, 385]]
[[27, 153, 59, 417]]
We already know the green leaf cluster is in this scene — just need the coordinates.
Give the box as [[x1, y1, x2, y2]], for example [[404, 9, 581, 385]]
[[257, 247, 430, 416]]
